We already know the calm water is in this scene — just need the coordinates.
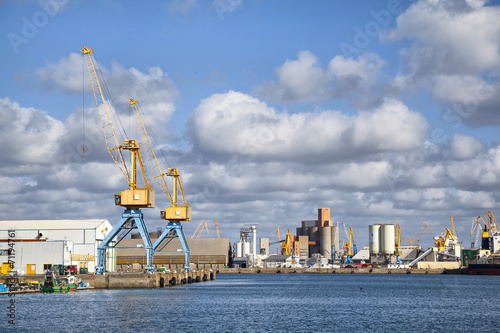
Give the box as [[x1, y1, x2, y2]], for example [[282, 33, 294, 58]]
[[2, 273, 500, 332]]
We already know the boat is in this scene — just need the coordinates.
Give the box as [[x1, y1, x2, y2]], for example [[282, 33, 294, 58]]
[[41, 272, 81, 292], [465, 255, 500, 275]]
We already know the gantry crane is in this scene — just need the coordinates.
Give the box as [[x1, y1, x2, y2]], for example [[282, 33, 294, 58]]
[[80, 46, 155, 274], [470, 216, 484, 248], [128, 99, 192, 271]]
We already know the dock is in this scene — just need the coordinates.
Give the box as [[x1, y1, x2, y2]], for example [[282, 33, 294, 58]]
[[217, 267, 468, 274], [0, 269, 216, 292]]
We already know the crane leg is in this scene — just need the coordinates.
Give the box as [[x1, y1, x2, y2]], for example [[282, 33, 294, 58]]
[[96, 209, 154, 275], [153, 222, 191, 271]]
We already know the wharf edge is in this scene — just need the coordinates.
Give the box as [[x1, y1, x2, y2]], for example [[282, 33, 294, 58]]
[[217, 267, 468, 274]]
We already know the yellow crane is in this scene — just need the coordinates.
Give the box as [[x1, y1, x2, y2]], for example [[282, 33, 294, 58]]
[[214, 219, 221, 238], [190, 220, 209, 238], [406, 221, 432, 246], [484, 210, 500, 235], [276, 225, 281, 242], [80, 46, 155, 274], [128, 99, 192, 271], [450, 216, 457, 241], [281, 229, 293, 255], [394, 221, 403, 264], [343, 226, 355, 264], [434, 228, 455, 252]]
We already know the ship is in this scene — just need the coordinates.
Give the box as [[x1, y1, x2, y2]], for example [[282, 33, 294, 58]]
[[41, 271, 80, 292], [465, 255, 500, 275]]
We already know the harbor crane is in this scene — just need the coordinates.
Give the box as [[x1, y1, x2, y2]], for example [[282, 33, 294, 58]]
[[128, 99, 192, 271], [470, 216, 484, 248], [214, 218, 221, 238], [80, 46, 155, 274], [343, 226, 355, 264], [406, 221, 432, 246], [393, 221, 403, 264], [190, 220, 209, 238], [434, 228, 455, 252]]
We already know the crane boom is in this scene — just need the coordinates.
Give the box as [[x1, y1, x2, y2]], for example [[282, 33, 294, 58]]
[[214, 218, 221, 238], [81, 46, 128, 181], [128, 99, 190, 221]]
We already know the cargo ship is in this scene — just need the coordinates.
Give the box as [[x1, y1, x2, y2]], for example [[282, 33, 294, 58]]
[[465, 255, 500, 275]]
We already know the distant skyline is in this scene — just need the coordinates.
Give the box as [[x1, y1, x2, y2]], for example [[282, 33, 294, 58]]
[[1, 0, 500, 250]]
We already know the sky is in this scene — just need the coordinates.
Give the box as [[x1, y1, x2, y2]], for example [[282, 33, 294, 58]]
[[1, 0, 500, 252]]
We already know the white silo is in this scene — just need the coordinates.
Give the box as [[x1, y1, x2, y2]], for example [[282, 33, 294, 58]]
[[236, 241, 243, 258], [243, 241, 251, 257], [381, 224, 395, 254], [369, 224, 381, 254]]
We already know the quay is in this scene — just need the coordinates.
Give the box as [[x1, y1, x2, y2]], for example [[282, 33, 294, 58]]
[[0, 269, 216, 292], [217, 267, 468, 274]]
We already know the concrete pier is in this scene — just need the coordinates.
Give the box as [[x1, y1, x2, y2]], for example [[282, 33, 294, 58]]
[[0, 269, 216, 289]]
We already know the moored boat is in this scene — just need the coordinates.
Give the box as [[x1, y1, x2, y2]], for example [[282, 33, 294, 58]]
[[42, 272, 81, 292]]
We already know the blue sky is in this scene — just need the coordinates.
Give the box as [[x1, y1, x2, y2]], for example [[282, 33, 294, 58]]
[[2, 0, 500, 251]]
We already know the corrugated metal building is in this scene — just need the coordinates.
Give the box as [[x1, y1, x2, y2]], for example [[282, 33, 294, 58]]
[[0, 219, 113, 274], [116, 237, 232, 271]]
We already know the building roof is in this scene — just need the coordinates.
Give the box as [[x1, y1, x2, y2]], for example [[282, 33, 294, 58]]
[[0, 219, 110, 230], [264, 254, 291, 262], [116, 237, 232, 257], [352, 246, 370, 260]]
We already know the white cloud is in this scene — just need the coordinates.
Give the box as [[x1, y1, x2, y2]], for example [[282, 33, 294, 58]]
[[255, 51, 385, 103], [385, 0, 500, 78], [0, 97, 65, 166], [449, 133, 486, 160], [188, 91, 428, 162]]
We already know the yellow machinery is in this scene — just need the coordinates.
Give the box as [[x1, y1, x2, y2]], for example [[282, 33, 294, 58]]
[[190, 220, 209, 238], [434, 228, 455, 252], [343, 226, 355, 264], [281, 229, 293, 256], [406, 221, 432, 246], [275, 225, 281, 242], [394, 222, 403, 264], [80, 46, 155, 274]]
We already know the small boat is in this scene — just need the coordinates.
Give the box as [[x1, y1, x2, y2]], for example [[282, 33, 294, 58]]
[[42, 272, 81, 292]]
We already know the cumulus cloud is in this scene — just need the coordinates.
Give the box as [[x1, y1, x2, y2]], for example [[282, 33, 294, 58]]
[[188, 91, 428, 162], [449, 133, 486, 160], [385, 0, 500, 78], [35, 52, 177, 134], [255, 51, 386, 105]]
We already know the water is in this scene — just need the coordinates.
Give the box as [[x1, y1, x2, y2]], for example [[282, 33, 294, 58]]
[[2, 273, 500, 332]]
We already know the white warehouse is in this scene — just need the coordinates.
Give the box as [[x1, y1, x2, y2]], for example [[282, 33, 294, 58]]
[[0, 219, 114, 275]]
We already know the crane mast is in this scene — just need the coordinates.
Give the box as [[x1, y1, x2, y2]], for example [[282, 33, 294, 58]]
[[80, 46, 155, 274]]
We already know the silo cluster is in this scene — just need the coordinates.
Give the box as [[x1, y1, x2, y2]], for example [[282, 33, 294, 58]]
[[369, 224, 397, 264], [295, 208, 340, 259]]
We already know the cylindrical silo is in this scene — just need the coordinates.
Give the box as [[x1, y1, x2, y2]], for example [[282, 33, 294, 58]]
[[381, 224, 395, 254], [243, 241, 251, 257], [320, 226, 332, 258], [369, 224, 381, 254], [331, 226, 339, 253], [236, 241, 242, 258]]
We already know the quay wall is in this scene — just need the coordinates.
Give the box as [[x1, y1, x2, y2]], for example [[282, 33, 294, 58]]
[[0, 270, 216, 289], [217, 267, 468, 275]]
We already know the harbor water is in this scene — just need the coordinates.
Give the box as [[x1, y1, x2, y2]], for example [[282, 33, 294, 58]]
[[3, 273, 500, 332]]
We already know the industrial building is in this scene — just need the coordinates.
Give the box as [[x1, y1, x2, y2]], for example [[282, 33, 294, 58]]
[[0, 219, 114, 274], [116, 236, 232, 271], [295, 208, 340, 261]]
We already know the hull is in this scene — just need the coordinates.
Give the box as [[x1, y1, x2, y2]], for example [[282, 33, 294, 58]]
[[466, 256, 500, 275], [53, 283, 78, 292]]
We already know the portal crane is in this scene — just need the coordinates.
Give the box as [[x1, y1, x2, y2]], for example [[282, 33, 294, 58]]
[[393, 222, 403, 264], [80, 46, 155, 274], [434, 228, 455, 252], [281, 229, 293, 256], [470, 216, 484, 248], [128, 99, 191, 270], [343, 226, 355, 264]]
